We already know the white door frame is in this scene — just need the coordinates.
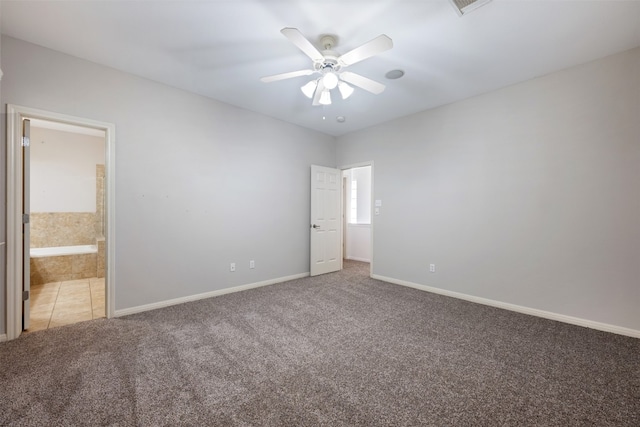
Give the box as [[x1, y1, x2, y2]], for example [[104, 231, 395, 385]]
[[339, 161, 374, 277], [22, 119, 32, 330], [6, 104, 116, 340]]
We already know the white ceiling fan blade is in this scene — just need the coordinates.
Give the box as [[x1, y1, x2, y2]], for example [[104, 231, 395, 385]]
[[312, 79, 326, 106], [281, 27, 325, 63], [260, 69, 314, 83], [338, 34, 393, 67], [340, 71, 386, 95]]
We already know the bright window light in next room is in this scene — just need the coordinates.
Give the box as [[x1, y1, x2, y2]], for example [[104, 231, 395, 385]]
[[347, 166, 372, 225], [350, 180, 358, 224]]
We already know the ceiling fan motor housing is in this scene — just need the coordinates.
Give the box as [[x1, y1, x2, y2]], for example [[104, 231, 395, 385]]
[[315, 35, 341, 72], [320, 35, 337, 50], [315, 55, 341, 73]]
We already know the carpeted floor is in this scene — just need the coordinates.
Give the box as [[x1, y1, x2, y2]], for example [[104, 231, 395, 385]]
[[1, 260, 638, 426]]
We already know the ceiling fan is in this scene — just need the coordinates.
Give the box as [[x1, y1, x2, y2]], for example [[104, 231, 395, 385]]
[[260, 28, 393, 106]]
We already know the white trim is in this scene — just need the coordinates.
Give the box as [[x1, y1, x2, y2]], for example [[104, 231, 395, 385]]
[[114, 272, 310, 317], [0, 334, 7, 343], [372, 274, 640, 339], [30, 118, 105, 137], [346, 256, 371, 263], [104, 120, 116, 322], [6, 105, 116, 340], [6, 107, 21, 341]]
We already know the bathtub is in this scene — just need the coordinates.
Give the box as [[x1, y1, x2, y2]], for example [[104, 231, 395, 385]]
[[30, 244, 97, 258], [30, 245, 99, 285]]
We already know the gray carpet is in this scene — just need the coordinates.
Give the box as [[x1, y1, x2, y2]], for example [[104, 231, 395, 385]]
[[1, 260, 638, 426]]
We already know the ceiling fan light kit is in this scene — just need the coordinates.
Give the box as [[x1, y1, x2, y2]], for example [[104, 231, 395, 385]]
[[301, 80, 318, 98], [338, 81, 354, 99], [261, 27, 393, 106], [322, 72, 339, 90], [319, 90, 332, 105]]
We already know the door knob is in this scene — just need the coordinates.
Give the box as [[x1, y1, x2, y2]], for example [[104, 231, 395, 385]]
[[311, 224, 320, 229]]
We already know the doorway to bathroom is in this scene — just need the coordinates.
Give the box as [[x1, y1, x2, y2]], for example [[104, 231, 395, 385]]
[[6, 105, 115, 340], [28, 119, 106, 331]]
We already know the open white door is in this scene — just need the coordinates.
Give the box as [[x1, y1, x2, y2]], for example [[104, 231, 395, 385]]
[[310, 165, 342, 276], [22, 119, 31, 329]]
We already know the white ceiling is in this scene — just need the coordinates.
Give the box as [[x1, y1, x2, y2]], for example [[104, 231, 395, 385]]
[[2, 0, 639, 137]]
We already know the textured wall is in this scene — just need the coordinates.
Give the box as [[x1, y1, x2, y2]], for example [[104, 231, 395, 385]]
[[29, 126, 104, 213], [30, 213, 96, 248], [30, 253, 97, 286], [337, 47, 640, 332], [0, 7, 5, 336], [1, 36, 336, 326], [95, 164, 105, 237]]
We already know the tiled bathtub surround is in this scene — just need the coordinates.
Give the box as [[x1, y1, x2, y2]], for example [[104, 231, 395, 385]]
[[95, 164, 106, 279], [30, 164, 107, 285], [30, 212, 96, 247], [30, 164, 107, 284], [97, 237, 105, 278], [95, 164, 105, 237], [31, 252, 97, 286]]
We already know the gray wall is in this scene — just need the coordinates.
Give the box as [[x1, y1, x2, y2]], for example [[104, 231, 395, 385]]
[[3, 34, 638, 336], [337, 47, 640, 332], [0, 36, 336, 328], [0, 12, 5, 335]]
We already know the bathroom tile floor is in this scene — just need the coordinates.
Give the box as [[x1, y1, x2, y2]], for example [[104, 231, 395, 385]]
[[27, 277, 105, 332]]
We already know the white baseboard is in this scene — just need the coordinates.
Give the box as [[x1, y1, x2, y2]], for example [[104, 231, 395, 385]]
[[346, 256, 370, 263], [372, 274, 640, 339], [0, 334, 7, 343], [114, 272, 310, 317]]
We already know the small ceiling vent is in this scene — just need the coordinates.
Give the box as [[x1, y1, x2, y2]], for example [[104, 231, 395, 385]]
[[449, 0, 493, 16]]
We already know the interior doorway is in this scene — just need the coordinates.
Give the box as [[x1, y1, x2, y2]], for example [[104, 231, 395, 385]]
[[341, 162, 374, 275], [6, 105, 115, 340], [27, 119, 107, 331]]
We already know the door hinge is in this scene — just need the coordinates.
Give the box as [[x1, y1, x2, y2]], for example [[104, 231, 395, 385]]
[[22, 136, 30, 147], [23, 214, 30, 224], [23, 290, 29, 301]]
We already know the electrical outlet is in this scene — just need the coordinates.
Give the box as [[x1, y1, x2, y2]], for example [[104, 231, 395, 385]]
[[429, 264, 436, 273], [230, 262, 236, 272], [249, 260, 255, 269]]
